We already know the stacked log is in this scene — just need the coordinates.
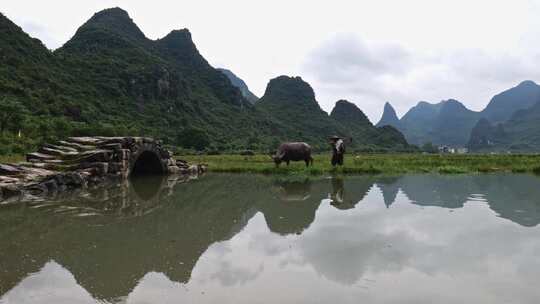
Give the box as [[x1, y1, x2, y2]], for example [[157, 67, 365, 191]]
[[0, 137, 207, 202]]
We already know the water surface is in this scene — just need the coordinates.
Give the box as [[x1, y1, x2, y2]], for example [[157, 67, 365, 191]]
[[1, 173, 540, 304]]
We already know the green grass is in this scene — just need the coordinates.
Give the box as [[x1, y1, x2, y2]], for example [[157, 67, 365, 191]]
[[0, 154, 25, 164], [182, 153, 540, 175], [4, 152, 540, 176]]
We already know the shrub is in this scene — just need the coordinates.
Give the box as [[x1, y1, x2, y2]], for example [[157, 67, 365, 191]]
[[177, 127, 210, 151]]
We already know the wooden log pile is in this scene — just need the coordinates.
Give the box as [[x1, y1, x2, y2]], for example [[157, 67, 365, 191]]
[[0, 137, 206, 202]]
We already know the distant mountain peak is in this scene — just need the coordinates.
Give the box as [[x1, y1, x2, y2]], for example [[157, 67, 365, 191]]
[[261, 76, 317, 106], [518, 80, 538, 87], [331, 100, 371, 126], [94, 7, 129, 17], [163, 29, 192, 40], [481, 80, 540, 123], [440, 99, 468, 111], [158, 29, 197, 51], [80, 7, 146, 41], [218, 68, 258, 104], [416, 101, 432, 107], [376, 102, 400, 128]]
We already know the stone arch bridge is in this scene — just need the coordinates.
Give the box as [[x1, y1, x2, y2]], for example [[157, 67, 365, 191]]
[[0, 137, 205, 202]]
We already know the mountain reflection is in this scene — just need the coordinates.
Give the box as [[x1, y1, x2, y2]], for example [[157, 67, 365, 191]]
[[1, 173, 540, 303]]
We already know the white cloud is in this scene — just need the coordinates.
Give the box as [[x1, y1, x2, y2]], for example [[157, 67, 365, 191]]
[[302, 34, 540, 122], [2, 0, 540, 121]]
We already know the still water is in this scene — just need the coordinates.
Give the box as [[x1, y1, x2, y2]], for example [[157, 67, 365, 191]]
[[1, 173, 540, 304]]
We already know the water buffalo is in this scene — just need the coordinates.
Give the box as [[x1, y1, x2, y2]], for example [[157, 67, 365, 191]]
[[272, 142, 314, 167]]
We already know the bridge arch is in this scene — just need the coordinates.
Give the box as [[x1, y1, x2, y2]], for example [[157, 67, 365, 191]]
[[128, 143, 168, 177], [131, 151, 166, 176]]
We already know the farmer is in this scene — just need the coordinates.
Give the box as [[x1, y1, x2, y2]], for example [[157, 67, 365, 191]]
[[329, 135, 346, 166]]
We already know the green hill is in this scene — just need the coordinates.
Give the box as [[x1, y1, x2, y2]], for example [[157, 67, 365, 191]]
[[395, 100, 479, 147], [0, 8, 275, 152], [376, 102, 401, 128], [256, 78, 412, 151], [255, 76, 347, 150], [330, 100, 410, 151], [480, 80, 540, 123], [0, 8, 411, 154], [467, 81, 540, 152], [430, 100, 481, 146], [469, 100, 540, 152]]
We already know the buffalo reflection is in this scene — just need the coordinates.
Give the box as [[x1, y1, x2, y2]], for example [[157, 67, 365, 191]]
[[260, 179, 321, 235], [274, 179, 312, 201]]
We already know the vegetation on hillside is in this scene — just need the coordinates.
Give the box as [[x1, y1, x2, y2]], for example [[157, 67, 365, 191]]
[[330, 100, 410, 150], [469, 101, 540, 152], [0, 9, 413, 156], [255, 77, 415, 151]]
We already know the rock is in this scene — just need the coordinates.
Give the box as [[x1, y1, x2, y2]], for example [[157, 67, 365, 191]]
[[42, 179, 59, 192], [0, 176, 20, 183], [160, 149, 171, 159], [107, 162, 126, 174], [198, 164, 208, 173], [27, 152, 56, 162], [38, 147, 79, 157], [72, 150, 113, 163], [167, 166, 181, 174], [43, 143, 78, 153], [188, 165, 199, 174], [58, 140, 96, 151], [98, 143, 123, 151], [62, 173, 86, 187], [68, 137, 102, 145], [0, 183, 22, 199], [176, 159, 189, 168], [24, 183, 49, 196], [0, 164, 23, 175]]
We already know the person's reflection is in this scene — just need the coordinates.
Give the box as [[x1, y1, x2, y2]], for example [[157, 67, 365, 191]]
[[329, 177, 377, 210], [329, 177, 355, 210], [329, 177, 344, 204]]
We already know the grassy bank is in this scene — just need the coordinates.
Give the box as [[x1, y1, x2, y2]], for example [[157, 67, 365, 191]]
[[3, 153, 540, 175], [183, 154, 540, 175], [0, 154, 25, 164]]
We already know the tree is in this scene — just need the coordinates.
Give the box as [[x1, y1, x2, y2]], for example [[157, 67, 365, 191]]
[[0, 96, 26, 135], [422, 142, 438, 154], [246, 134, 260, 150], [177, 127, 210, 151]]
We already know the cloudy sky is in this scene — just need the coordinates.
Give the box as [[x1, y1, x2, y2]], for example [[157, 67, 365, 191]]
[[3, 0, 540, 122]]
